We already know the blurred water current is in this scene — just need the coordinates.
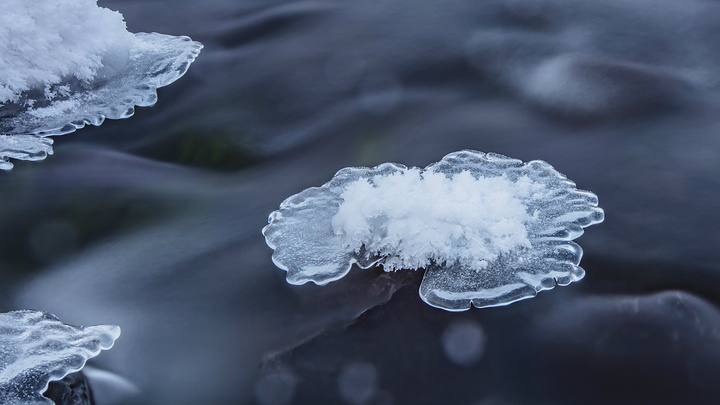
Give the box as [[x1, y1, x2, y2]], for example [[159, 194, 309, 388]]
[[2, 0, 720, 404]]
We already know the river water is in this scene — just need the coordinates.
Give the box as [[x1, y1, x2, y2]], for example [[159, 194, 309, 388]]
[[2, 0, 720, 404]]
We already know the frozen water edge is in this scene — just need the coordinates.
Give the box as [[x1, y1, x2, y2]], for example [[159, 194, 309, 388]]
[[263, 150, 604, 311], [0, 135, 54, 171], [0, 32, 203, 170], [0, 310, 119, 405]]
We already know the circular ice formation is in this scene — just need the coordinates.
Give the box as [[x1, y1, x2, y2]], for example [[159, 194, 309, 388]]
[[0, 310, 120, 405], [263, 150, 604, 311]]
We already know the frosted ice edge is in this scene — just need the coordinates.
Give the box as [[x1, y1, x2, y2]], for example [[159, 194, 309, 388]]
[[263, 150, 604, 311], [0, 33, 203, 170], [0, 310, 120, 405], [262, 163, 406, 285], [0, 135, 54, 170], [419, 242, 587, 311], [419, 151, 602, 310]]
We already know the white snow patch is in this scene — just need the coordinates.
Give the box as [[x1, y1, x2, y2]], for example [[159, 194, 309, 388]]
[[332, 169, 546, 271], [0, 0, 137, 104]]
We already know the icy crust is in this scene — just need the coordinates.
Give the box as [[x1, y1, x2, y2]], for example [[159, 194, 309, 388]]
[[263, 150, 604, 311], [0, 33, 202, 170], [0, 310, 120, 405], [0, 0, 134, 104], [0, 135, 53, 171]]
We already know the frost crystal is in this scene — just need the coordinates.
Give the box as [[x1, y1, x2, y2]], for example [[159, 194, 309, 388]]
[[0, 0, 202, 170], [0, 310, 120, 405], [263, 150, 604, 311], [332, 170, 540, 272], [0, 0, 134, 104]]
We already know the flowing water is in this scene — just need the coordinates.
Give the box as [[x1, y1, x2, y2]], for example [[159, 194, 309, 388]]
[[2, 0, 720, 404]]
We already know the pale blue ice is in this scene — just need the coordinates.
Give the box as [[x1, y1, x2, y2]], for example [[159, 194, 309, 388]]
[[0, 310, 119, 405], [263, 150, 604, 311]]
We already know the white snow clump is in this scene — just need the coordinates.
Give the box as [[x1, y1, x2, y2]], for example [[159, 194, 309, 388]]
[[332, 169, 541, 272], [263, 150, 604, 311], [0, 0, 135, 104]]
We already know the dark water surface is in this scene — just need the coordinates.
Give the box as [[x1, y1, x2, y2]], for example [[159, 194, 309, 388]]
[[2, 0, 720, 404]]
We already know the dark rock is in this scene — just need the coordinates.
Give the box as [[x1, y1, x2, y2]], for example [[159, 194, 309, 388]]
[[43, 371, 94, 405]]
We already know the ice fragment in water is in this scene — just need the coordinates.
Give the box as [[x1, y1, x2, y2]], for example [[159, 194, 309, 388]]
[[0, 0, 202, 169], [0, 135, 53, 170], [263, 150, 604, 311], [0, 310, 120, 405]]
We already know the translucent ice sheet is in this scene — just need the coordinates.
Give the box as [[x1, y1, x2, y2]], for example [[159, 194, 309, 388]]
[[0, 310, 120, 405], [0, 135, 53, 171], [263, 150, 604, 311], [0, 33, 202, 170]]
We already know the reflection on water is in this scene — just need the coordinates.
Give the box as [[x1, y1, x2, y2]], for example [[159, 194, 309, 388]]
[[2, 0, 720, 403]]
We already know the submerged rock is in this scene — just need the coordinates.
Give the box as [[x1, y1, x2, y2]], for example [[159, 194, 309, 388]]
[[44, 372, 94, 405]]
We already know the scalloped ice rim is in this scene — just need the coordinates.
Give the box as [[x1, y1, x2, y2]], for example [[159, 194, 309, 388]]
[[0, 310, 120, 405], [263, 150, 605, 311], [403, 151, 604, 311], [0, 32, 202, 170], [35, 327, 121, 405], [419, 242, 588, 312]]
